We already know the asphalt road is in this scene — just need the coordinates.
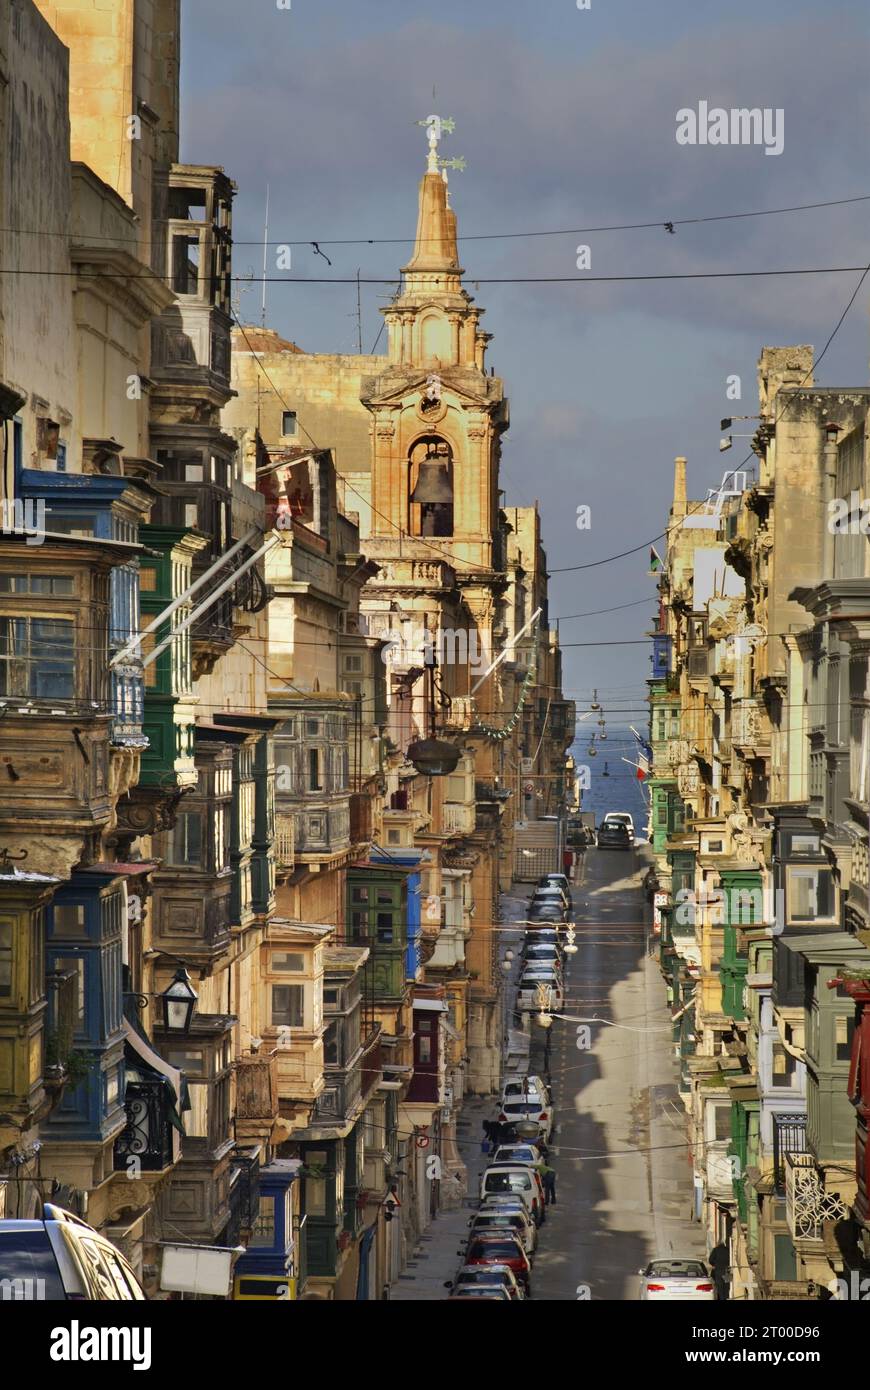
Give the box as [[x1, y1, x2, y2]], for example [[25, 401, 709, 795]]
[[510, 845, 707, 1301]]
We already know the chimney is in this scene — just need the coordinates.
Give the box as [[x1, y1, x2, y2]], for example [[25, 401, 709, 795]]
[[672, 456, 687, 519]]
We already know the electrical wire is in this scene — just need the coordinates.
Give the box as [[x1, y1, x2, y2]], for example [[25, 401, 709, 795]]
[[550, 251, 870, 574], [3, 263, 868, 285], [5, 188, 869, 247]]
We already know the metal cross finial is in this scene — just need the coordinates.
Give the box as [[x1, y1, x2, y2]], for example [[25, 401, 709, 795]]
[[416, 114, 456, 172]]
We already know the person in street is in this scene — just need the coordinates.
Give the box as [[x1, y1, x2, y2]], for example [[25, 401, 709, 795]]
[[540, 1162, 557, 1205], [708, 1242, 730, 1301]]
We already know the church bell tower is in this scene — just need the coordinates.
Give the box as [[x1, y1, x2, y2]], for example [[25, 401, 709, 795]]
[[361, 117, 509, 573]]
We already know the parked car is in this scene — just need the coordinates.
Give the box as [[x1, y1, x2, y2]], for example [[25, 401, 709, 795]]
[[638, 1258, 715, 1301], [528, 889, 569, 911], [492, 1143, 543, 1168], [527, 900, 568, 924], [597, 821, 631, 851], [602, 811, 635, 843], [531, 888, 569, 913], [480, 1164, 545, 1226], [501, 1075, 551, 1106], [497, 1097, 554, 1142], [537, 872, 572, 897], [520, 944, 563, 973], [446, 1264, 524, 1299], [466, 1207, 537, 1258], [523, 926, 562, 945], [0, 1204, 147, 1301], [448, 1287, 512, 1301], [516, 972, 563, 1015], [461, 1232, 531, 1294]]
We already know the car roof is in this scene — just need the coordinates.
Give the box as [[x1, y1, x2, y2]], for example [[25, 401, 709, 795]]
[[484, 1164, 534, 1173]]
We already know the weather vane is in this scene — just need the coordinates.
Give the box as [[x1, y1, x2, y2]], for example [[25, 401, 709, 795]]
[[416, 114, 464, 176]]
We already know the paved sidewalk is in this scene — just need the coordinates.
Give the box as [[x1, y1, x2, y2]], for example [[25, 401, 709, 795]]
[[392, 883, 535, 1300], [390, 1097, 492, 1300]]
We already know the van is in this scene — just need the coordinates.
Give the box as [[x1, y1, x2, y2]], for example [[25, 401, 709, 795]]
[[479, 1165, 544, 1226]]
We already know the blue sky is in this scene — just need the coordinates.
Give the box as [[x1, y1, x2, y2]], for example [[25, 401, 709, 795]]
[[181, 0, 870, 724]]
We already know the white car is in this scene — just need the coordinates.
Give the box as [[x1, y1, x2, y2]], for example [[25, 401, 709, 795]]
[[479, 1165, 545, 1226], [497, 1097, 554, 1142], [638, 1259, 715, 1301], [603, 812, 635, 843], [501, 1075, 550, 1107], [492, 1143, 542, 1167]]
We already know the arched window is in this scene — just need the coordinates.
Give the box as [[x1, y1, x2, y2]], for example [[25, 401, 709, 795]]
[[409, 437, 453, 538]]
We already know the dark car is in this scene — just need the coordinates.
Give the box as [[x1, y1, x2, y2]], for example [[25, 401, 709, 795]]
[[597, 821, 631, 851], [527, 900, 568, 924]]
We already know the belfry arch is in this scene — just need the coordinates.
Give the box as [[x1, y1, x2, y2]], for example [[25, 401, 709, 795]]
[[408, 435, 453, 537]]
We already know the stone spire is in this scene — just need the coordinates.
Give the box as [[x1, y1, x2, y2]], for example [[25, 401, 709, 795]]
[[403, 168, 460, 275], [403, 115, 462, 277]]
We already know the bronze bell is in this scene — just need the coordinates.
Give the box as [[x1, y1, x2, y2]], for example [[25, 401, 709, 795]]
[[410, 460, 452, 505]]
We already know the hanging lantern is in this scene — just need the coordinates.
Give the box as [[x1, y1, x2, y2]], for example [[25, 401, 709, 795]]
[[406, 737, 462, 776]]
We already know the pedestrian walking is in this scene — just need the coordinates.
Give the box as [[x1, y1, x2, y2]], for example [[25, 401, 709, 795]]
[[540, 1162, 557, 1205]]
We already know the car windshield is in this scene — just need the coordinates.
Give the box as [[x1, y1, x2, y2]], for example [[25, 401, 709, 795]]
[[485, 1172, 531, 1191], [458, 1268, 510, 1284], [503, 1082, 543, 1095], [503, 1103, 545, 1117], [493, 1148, 536, 1163], [646, 1260, 707, 1278], [0, 1229, 66, 1299]]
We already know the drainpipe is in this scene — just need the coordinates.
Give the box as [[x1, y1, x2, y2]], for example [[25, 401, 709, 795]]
[[822, 421, 841, 578]]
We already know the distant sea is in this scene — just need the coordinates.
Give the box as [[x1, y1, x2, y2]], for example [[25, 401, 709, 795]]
[[571, 726, 649, 837]]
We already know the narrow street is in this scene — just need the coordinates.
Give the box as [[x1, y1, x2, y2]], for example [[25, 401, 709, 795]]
[[525, 845, 706, 1299], [393, 845, 706, 1301]]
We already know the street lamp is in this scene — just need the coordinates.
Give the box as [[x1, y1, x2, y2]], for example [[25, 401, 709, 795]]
[[563, 925, 578, 956], [160, 967, 198, 1034], [534, 982, 554, 1028], [405, 646, 461, 776]]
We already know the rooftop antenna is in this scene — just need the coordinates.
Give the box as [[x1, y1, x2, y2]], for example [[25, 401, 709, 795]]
[[261, 183, 270, 328]]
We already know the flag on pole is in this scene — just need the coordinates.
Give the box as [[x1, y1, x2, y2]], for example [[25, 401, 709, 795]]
[[629, 725, 653, 764], [649, 545, 663, 574]]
